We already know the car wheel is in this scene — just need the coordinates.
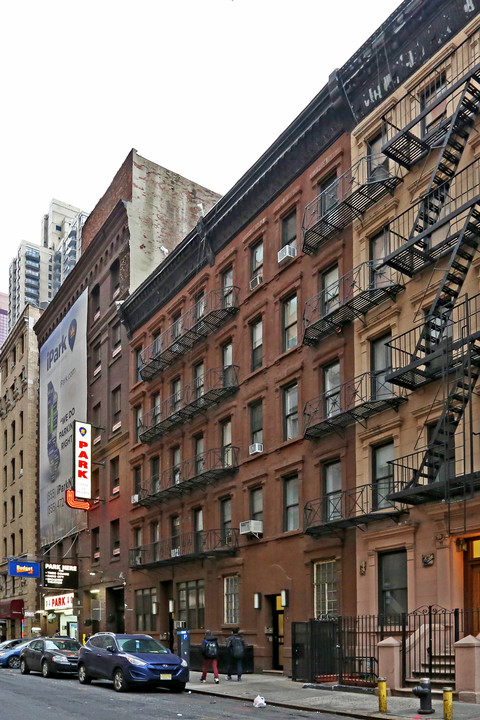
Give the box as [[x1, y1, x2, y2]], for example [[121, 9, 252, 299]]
[[170, 681, 186, 693], [78, 663, 91, 684], [41, 660, 52, 678], [113, 668, 128, 692], [7, 655, 20, 669], [20, 658, 30, 674]]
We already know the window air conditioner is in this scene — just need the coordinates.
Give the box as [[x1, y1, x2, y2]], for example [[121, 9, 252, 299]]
[[249, 274, 263, 291], [277, 245, 297, 264], [249, 443, 264, 455], [135, 554, 142, 565], [239, 520, 263, 536], [174, 620, 186, 629], [171, 547, 180, 558], [131, 494, 139, 504]]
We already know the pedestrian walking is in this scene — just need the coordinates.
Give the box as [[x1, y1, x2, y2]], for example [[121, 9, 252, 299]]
[[200, 629, 220, 683], [226, 627, 245, 681]]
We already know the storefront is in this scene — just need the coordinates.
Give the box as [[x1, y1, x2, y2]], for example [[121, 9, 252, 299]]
[[44, 593, 78, 639], [0, 599, 24, 638]]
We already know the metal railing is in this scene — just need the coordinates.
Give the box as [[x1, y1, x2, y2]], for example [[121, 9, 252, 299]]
[[139, 365, 239, 441], [140, 288, 240, 379], [138, 447, 240, 505], [303, 371, 407, 439], [129, 528, 239, 567], [302, 155, 402, 250], [303, 261, 404, 343]]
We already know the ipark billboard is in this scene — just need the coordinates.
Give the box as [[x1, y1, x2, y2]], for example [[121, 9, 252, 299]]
[[39, 289, 88, 546]]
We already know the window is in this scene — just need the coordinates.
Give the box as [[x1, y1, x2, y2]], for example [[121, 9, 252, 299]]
[[324, 461, 342, 521], [171, 378, 182, 412], [135, 588, 157, 632], [250, 487, 263, 523], [314, 559, 337, 617], [367, 132, 389, 180], [3, 467, 6, 491], [171, 313, 182, 342], [171, 515, 180, 553], [10, 421, 15, 447], [221, 417, 233, 467], [420, 73, 447, 136], [371, 334, 392, 399], [178, 579, 205, 629], [93, 344, 101, 376], [194, 435, 205, 475], [110, 519, 120, 556], [19, 451, 23, 477], [222, 267, 234, 308], [369, 226, 391, 288], [321, 265, 339, 315], [283, 295, 298, 351], [194, 291, 206, 321], [91, 284, 100, 320], [251, 318, 263, 371], [220, 496, 232, 544], [133, 526, 143, 551], [10, 495, 15, 521], [3, 430, 6, 454], [378, 549, 407, 620], [427, 422, 455, 484], [281, 210, 297, 249], [283, 383, 298, 441], [150, 455, 160, 493], [194, 508, 204, 553], [224, 575, 239, 624], [284, 474, 299, 531], [110, 259, 120, 299], [250, 240, 263, 280], [250, 401, 263, 446], [133, 466, 142, 495], [171, 446, 181, 485], [319, 174, 338, 216], [324, 362, 340, 417], [19, 411, 23, 436], [134, 347, 142, 381], [193, 362, 205, 399], [151, 521, 160, 561], [222, 340, 233, 383], [372, 442, 394, 510], [110, 456, 120, 495], [151, 392, 161, 425], [134, 405, 142, 443], [112, 323, 122, 354], [111, 386, 121, 428], [152, 331, 162, 357]]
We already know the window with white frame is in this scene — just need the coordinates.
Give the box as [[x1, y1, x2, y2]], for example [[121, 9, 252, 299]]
[[224, 575, 239, 624], [314, 559, 337, 617]]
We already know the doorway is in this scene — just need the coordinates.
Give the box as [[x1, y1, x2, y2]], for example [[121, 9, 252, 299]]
[[267, 594, 284, 670], [106, 587, 125, 633]]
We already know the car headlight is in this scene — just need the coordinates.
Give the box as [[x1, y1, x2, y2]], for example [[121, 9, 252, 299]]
[[181, 659, 188, 667], [124, 654, 147, 667], [52, 654, 69, 663]]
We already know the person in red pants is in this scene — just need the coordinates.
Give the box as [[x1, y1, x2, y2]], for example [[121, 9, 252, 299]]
[[200, 629, 220, 683]]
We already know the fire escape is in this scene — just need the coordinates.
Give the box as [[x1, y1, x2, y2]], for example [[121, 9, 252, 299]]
[[379, 37, 480, 505]]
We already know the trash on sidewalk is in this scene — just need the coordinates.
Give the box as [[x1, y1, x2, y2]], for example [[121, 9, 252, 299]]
[[253, 695, 267, 708]]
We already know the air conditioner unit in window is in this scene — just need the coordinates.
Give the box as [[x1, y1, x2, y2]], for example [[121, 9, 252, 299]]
[[249, 443, 263, 455], [135, 554, 142, 565], [249, 274, 263, 291], [171, 547, 180, 558], [239, 520, 263, 536], [277, 245, 297, 264], [174, 620, 186, 629], [19, 469, 23, 476], [131, 494, 139, 504]]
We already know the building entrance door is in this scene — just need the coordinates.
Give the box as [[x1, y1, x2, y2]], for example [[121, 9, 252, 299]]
[[267, 594, 284, 670], [463, 537, 480, 635]]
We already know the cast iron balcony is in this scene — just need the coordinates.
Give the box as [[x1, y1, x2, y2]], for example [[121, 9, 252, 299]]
[[303, 261, 404, 344], [129, 528, 239, 568], [303, 372, 406, 440], [140, 288, 240, 381], [302, 156, 402, 254], [386, 293, 480, 389], [380, 159, 480, 277], [138, 365, 239, 442], [387, 447, 480, 506], [382, 36, 480, 168], [303, 483, 407, 536], [138, 447, 240, 506]]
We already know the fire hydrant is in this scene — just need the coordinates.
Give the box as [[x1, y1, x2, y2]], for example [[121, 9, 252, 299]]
[[413, 677, 435, 714]]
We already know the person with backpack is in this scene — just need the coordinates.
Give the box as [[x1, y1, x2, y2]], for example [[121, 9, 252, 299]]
[[226, 627, 245, 681], [200, 629, 220, 683]]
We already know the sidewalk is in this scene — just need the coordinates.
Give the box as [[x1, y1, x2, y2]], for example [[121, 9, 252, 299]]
[[187, 673, 480, 719]]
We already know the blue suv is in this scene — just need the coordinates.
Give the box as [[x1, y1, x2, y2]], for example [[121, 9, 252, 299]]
[[77, 633, 188, 692]]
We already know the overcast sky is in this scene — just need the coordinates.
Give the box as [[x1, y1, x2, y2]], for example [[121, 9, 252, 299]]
[[0, 0, 403, 296]]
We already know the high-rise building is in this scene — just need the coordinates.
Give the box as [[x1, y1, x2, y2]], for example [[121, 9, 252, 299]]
[[0, 293, 8, 349], [8, 200, 88, 330]]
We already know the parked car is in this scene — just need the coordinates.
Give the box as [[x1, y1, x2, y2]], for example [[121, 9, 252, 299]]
[[0, 638, 24, 651], [20, 637, 82, 677], [77, 633, 189, 692], [0, 639, 31, 668]]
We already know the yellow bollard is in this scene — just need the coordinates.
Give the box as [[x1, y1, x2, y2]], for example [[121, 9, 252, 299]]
[[443, 686, 453, 720], [378, 676, 387, 713]]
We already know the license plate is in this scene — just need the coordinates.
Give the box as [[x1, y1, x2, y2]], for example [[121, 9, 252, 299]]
[[160, 673, 171, 680]]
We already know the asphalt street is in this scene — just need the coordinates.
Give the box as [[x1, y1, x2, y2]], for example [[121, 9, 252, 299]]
[[0, 667, 338, 720]]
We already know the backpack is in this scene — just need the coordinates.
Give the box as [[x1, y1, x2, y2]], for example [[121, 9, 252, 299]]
[[203, 638, 218, 658], [230, 634, 245, 659]]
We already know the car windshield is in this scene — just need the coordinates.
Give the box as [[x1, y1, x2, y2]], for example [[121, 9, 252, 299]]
[[117, 637, 169, 654], [45, 639, 81, 651]]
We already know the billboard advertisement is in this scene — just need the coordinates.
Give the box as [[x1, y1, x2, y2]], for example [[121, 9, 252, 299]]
[[42, 562, 79, 589], [8, 560, 41, 578], [39, 289, 88, 546]]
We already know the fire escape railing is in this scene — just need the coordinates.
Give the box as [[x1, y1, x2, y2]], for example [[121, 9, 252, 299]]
[[382, 34, 480, 168], [303, 483, 407, 535], [138, 447, 240, 506], [303, 372, 407, 440], [302, 155, 402, 253], [303, 261, 404, 345], [140, 288, 240, 380], [129, 528, 239, 567], [139, 365, 239, 442]]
